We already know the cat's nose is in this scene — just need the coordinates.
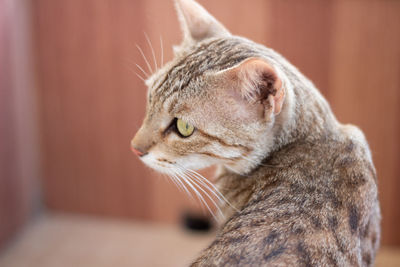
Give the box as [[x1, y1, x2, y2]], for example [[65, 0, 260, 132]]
[[131, 146, 145, 157], [130, 139, 147, 157]]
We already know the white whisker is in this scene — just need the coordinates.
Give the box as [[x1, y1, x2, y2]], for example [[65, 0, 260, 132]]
[[176, 169, 218, 221], [183, 170, 223, 203], [174, 170, 206, 213], [183, 166, 239, 212], [171, 172, 193, 200], [176, 167, 226, 222], [185, 173, 224, 218], [135, 43, 153, 73], [144, 32, 158, 71], [126, 65, 146, 82], [160, 36, 164, 67], [135, 63, 149, 78], [165, 172, 182, 193]]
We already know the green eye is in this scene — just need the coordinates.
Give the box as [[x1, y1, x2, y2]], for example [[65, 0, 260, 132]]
[[176, 118, 194, 137]]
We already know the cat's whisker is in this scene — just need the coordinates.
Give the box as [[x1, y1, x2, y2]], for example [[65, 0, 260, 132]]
[[160, 36, 164, 68], [183, 170, 224, 203], [164, 171, 183, 193], [126, 65, 146, 82], [135, 43, 153, 74], [135, 73, 146, 82], [176, 163, 237, 211], [160, 173, 172, 186], [183, 167, 239, 212], [170, 172, 194, 201], [173, 169, 207, 214], [183, 173, 225, 222], [144, 32, 158, 71], [176, 167, 225, 220], [135, 63, 149, 78], [176, 169, 217, 220]]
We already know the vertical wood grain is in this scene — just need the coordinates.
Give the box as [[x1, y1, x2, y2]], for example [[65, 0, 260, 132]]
[[0, 0, 39, 249], [0, 0, 20, 247], [329, 0, 400, 246], [31, 0, 400, 246], [267, 0, 334, 97], [33, 0, 152, 219]]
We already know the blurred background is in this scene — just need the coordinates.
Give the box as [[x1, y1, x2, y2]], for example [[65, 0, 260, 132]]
[[1, 0, 400, 266]]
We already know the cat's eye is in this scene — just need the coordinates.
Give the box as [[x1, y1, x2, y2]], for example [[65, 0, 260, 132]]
[[176, 118, 195, 137]]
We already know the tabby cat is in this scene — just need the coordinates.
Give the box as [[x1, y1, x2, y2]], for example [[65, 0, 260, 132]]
[[131, 0, 381, 266]]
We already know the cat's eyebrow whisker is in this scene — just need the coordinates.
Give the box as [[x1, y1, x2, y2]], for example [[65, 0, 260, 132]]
[[160, 36, 164, 68], [126, 65, 146, 82], [144, 32, 158, 71], [135, 43, 153, 74], [134, 73, 146, 82], [135, 63, 150, 78]]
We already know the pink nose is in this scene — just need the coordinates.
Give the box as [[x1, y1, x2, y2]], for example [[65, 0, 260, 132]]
[[131, 146, 145, 157]]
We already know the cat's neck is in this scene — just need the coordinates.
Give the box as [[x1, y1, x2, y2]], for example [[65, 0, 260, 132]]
[[269, 58, 339, 155], [215, 78, 339, 222]]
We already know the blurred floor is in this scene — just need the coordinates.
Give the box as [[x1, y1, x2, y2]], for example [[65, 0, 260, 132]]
[[0, 213, 398, 267], [0, 214, 214, 267]]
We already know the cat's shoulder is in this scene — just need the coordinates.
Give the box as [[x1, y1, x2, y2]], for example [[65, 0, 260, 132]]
[[338, 123, 373, 163]]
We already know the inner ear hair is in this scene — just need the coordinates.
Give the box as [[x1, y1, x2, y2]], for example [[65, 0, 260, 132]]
[[232, 58, 284, 115], [255, 72, 278, 102]]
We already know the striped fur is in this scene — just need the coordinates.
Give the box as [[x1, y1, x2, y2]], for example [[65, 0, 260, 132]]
[[131, 0, 381, 266]]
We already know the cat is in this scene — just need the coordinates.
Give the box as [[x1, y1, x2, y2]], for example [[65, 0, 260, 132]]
[[131, 0, 381, 266]]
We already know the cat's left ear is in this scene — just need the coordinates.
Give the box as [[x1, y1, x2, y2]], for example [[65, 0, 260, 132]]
[[216, 58, 285, 120], [175, 0, 230, 44]]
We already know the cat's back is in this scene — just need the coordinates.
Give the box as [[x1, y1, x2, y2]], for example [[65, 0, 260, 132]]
[[192, 127, 380, 267]]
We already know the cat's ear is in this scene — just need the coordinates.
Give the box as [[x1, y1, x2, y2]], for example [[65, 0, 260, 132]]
[[175, 0, 230, 44], [218, 58, 285, 119]]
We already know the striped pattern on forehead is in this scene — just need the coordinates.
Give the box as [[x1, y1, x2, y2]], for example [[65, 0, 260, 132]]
[[150, 38, 262, 105]]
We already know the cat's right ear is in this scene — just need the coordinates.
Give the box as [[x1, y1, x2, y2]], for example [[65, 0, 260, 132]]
[[215, 58, 285, 121], [175, 0, 230, 45]]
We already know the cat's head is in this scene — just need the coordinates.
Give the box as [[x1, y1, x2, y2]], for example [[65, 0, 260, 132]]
[[131, 0, 288, 175]]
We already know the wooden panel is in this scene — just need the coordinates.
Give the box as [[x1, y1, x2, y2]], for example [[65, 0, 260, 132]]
[[0, 0, 39, 249], [31, 0, 400, 246], [329, 0, 400, 246], [33, 0, 152, 219], [267, 0, 334, 97], [0, 0, 20, 247]]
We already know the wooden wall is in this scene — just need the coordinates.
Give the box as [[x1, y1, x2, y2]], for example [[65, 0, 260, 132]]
[[0, 0, 40, 249], [30, 0, 400, 245]]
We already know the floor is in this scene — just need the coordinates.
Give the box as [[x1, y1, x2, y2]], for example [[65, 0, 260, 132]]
[[0, 213, 398, 267]]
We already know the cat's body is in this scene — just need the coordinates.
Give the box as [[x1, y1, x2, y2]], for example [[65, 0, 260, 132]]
[[196, 125, 380, 266], [131, 0, 380, 266]]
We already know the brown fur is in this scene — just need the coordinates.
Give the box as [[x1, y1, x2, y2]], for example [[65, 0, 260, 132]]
[[131, 0, 381, 266]]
